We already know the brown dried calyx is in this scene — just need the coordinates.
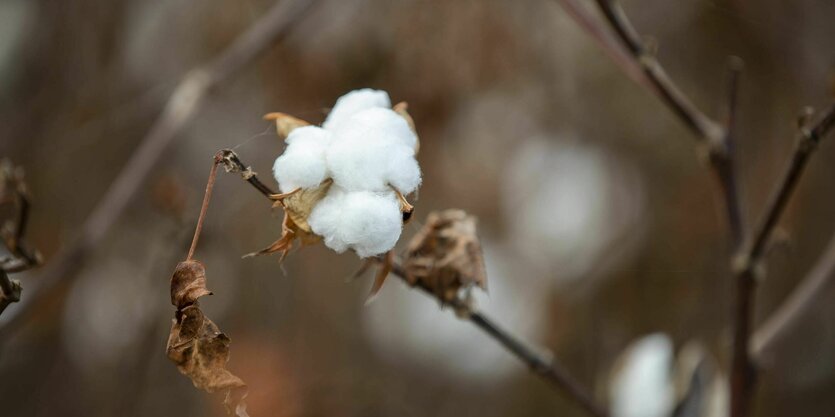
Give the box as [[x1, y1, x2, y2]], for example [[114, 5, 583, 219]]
[[402, 209, 487, 305], [167, 260, 249, 417]]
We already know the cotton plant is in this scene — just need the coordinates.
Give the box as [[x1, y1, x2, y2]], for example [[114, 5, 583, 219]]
[[249, 89, 421, 289]]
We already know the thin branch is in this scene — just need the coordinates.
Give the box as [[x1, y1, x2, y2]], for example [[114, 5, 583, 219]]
[[390, 262, 609, 417], [218, 150, 609, 417], [556, 0, 746, 241], [187, 154, 221, 261], [729, 102, 835, 417], [751, 229, 835, 362], [714, 58, 745, 245], [0, 0, 318, 338], [591, 0, 725, 146]]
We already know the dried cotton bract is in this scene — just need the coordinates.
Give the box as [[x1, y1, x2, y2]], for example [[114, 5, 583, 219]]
[[259, 89, 420, 259]]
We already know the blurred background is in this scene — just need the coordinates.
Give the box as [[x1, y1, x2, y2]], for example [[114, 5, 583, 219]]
[[1, 0, 834, 416]]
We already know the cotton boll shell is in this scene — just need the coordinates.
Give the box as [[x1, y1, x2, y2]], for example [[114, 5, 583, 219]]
[[322, 88, 391, 131], [273, 126, 332, 192], [327, 120, 421, 192], [308, 188, 403, 258]]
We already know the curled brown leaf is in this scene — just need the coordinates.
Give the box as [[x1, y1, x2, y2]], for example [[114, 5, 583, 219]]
[[170, 260, 212, 308], [166, 261, 248, 416]]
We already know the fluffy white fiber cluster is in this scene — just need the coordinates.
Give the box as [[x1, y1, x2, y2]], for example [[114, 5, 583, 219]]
[[273, 89, 421, 258]]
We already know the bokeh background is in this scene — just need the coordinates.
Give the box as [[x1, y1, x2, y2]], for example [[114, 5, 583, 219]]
[[1, 0, 834, 416]]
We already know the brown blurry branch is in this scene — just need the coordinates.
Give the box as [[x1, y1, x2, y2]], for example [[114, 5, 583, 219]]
[[554, 0, 743, 241], [0, 161, 42, 316], [727, 102, 835, 416], [751, 228, 835, 362], [217, 150, 609, 417], [555, 1, 835, 416], [0, 0, 318, 338]]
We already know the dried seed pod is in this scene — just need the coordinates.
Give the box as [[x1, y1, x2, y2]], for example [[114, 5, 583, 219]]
[[403, 209, 487, 303]]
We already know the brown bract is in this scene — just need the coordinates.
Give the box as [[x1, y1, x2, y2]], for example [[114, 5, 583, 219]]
[[403, 209, 487, 303], [167, 260, 249, 416]]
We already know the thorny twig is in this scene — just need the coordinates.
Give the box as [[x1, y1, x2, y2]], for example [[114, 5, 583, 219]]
[[0, 161, 42, 315], [0, 0, 318, 338], [217, 150, 609, 417]]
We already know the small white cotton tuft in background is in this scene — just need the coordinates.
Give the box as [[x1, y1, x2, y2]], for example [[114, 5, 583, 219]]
[[322, 88, 391, 131], [610, 333, 675, 417], [272, 89, 421, 258]]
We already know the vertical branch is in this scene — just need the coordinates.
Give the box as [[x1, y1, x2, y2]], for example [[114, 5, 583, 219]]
[[187, 154, 222, 261], [728, 103, 835, 417], [557, 0, 835, 415], [713, 58, 745, 245]]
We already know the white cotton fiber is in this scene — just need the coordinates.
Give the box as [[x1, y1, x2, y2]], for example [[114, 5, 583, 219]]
[[610, 334, 675, 417], [273, 126, 333, 192], [346, 107, 418, 151], [322, 88, 391, 131], [327, 109, 421, 193], [308, 187, 403, 258]]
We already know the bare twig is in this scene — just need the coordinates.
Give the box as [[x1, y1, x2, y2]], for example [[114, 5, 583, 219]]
[[0, 0, 318, 338], [389, 262, 608, 417], [556, 1, 835, 416], [187, 154, 222, 261], [751, 230, 835, 362], [726, 103, 835, 417], [218, 150, 609, 417]]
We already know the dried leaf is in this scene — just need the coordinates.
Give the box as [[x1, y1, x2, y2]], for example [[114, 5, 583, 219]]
[[246, 179, 332, 259], [280, 178, 333, 233], [365, 250, 394, 303], [403, 209, 486, 303], [264, 112, 310, 139], [170, 260, 213, 308], [167, 261, 248, 416]]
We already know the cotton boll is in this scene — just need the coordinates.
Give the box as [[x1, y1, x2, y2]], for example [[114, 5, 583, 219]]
[[322, 88, 391, 131], [327, 122, 419, 192], [308, 188, 403, 257], [347, 107, 418, 151], [284, 125, 333, 148], [385, 145, 422, 194], [273, 126, 332, 192], [307, 187, 351, 253], [610, 334, 675, 417]]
